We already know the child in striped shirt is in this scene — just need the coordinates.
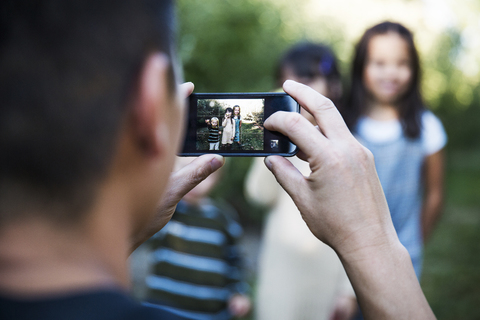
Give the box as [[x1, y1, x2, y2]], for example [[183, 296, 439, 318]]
[[205, 117, 221, 150], [143, 159, 251, 319]]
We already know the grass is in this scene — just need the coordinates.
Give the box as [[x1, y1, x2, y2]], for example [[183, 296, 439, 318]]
[[196, 122, 264, 151], [421, 149, 480, 319]]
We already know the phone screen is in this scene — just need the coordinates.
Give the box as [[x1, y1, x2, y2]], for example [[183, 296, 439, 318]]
[[179, 93, 299, 156]]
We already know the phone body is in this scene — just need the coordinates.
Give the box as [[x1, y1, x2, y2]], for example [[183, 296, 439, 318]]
[[179, 92, 299, 157]]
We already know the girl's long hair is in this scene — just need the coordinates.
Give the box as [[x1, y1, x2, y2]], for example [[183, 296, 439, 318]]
[[342, 21, 424, 139], [233, 105, 241, 120], [225, 107, 233, 125]]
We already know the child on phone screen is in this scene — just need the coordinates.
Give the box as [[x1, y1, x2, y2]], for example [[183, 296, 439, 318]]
[[221, 107, 235, 150], [232, 105, 242, 148], [246, 42, 357, 320], [205, 117, 221, 150], [342, 21, 447, 280]]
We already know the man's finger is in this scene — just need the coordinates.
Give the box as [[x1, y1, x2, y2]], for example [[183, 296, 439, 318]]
[[132, 154, 223, 252], [180, 82, 195, 99], [283, 80, 350, 140], [264, 111, 328, 161], [164, 154, 224, 205]]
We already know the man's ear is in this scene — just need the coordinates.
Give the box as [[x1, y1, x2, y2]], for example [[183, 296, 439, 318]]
[[131, 53, 172, 157]]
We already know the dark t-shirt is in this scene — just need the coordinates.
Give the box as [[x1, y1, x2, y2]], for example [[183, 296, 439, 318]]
[[0, 289, 186, 320]]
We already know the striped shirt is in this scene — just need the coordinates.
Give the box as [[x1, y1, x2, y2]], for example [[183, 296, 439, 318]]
[[144, 199, 248, 320], [207, 125, 221, 143]]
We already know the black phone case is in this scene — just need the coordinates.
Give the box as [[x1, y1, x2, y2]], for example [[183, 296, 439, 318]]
[[179, 92, 299, 157]]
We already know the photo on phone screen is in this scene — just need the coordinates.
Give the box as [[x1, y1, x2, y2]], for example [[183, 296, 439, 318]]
[[197, 98, 264, 151], [180, 93, 299, 157]]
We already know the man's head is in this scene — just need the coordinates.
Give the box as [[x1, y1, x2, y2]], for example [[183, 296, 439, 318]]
[[0, 0, 181, 228]]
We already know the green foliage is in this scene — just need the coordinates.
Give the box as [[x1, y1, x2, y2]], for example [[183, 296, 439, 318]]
[[196, 123, 263, 151], [197, 99, 222, 118], [422, 30, 480, 151], [435, 87, 480, 151], [177, 0, 480, 151], [239, 122, 264, 150], [422, 151, 480, 320], [177, 0, 291, 92]]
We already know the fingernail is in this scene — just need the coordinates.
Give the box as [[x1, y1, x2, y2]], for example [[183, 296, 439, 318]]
[[263, 117, 271, 128], [210, 155, 224, 171], [264, 156, 273, 171], [283, 80, 294, 90]]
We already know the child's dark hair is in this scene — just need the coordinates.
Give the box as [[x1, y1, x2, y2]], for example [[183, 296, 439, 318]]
[[233, 105, 241, 120], [225, 107, 233, 125], [275, 42, 342, 107], [343, 21, 424, 139]]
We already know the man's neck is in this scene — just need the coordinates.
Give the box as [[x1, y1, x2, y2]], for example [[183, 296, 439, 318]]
[[0, 216, 127, 297]]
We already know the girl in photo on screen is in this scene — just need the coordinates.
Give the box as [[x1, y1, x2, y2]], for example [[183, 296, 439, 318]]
[[233, 105, 242, 148], [221, 107, 235, 150]]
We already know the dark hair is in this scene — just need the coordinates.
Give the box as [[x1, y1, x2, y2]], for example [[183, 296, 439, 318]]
[[225, 107, 234, 125], [276, 42, 342, 107], [342, 21, 424, 138], [0, 0, 176, 225]]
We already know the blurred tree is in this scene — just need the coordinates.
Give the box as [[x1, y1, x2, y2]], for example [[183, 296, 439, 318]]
[[176, 0, 292, 225], [422, 30, 480, 150], [177, 0, 291, 93]]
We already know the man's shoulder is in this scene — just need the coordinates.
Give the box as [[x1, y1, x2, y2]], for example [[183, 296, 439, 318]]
[[0, 289, 185, 320]]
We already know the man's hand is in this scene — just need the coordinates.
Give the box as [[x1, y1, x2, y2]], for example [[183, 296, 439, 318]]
[[263, 80, 435, 320], [264, 80, 394, 254], [131, 154, 224, 251], [130, 82, 224, 251]]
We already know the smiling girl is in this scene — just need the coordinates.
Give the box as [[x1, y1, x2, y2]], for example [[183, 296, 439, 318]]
[[342, 21, 447, 279]]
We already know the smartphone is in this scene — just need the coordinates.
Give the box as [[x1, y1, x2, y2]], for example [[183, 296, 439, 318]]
[[179, 92, 299, 157]]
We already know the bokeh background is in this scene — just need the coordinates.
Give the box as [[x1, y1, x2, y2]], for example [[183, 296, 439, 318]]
[[176, 0, 480, 318]]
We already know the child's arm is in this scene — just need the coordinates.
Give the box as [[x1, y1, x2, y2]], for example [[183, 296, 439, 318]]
[[421, 148, 445, 242]]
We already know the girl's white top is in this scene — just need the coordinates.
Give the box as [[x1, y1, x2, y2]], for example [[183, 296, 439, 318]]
[[356, 110, 447, 155]]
